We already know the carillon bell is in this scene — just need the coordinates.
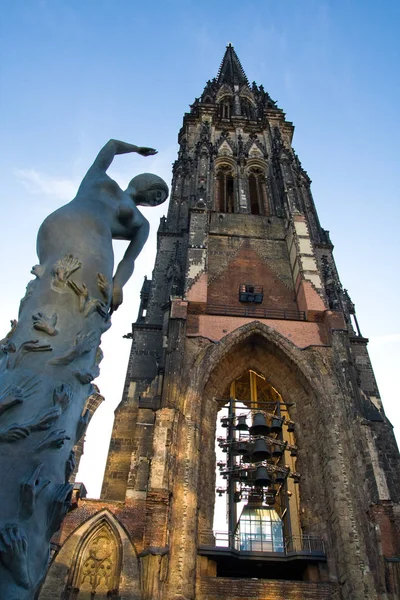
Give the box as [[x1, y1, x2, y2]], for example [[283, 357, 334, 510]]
[[274, 471, 287, 484], [272, 444, 284, 457], [287, 421, 295, 433], [221, 416, 230, 428], [236, 441, 250, 455], [239, 470, 249, 483], [270, 416, 283, 433], [236, 414, 249, 430], [254, 466, 272, 487], [241, 444, 253, 463], [249, 412, 270, 436], [251, 438, 271, 461]]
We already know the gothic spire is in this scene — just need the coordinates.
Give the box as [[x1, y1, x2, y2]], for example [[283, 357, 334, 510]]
[[217, 43, 249, 87]]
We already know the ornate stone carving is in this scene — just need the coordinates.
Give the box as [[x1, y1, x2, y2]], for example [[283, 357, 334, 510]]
[[71, 524, 120, 598]]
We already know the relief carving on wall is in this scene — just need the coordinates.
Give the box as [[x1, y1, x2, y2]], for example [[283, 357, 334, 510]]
[[67, 523, 120, 600]]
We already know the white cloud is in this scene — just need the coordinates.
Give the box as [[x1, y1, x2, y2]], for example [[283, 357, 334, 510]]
[[14, 144, 177, 207], [15, 168, 79, 201]]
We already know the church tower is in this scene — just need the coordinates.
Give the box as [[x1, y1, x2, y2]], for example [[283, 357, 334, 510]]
[[41, 45, 400, 600]]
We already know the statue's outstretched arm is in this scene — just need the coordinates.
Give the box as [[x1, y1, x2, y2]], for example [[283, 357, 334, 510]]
[[83, 139, 157, 180], [110, 219, 150, 313]]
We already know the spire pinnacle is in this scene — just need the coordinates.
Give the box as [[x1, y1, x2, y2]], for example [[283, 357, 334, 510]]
[[217, 44, 249, 87]]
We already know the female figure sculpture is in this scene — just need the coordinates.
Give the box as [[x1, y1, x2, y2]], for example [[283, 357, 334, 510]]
[[0, 140, 168, 598], [38, 139, 169, 312]]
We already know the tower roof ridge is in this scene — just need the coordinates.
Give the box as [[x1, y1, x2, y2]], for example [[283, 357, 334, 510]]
[[217, 43, 249, 87]]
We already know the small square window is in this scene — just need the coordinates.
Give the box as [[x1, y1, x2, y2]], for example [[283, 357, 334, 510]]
[[239, 284, 263, 303]]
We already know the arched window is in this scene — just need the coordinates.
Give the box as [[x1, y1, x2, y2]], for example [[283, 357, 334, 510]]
[[219, 98, 232, 119], [248, 168, 268, 216], [241, 98, 255, 119], [214, 370, 301, 558], [215, 165, 235, 213]]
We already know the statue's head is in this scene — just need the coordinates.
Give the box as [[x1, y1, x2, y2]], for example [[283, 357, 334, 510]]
[[126, 173, 169, 207]]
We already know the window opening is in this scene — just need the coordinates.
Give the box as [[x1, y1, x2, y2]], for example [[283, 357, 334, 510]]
[[249, 174, 260, 214], [248, 169, 265, 215], [220, 100, 231, 119], [214, 370, 301, 552], [216, 166, 235, 213], [238, 284, 263, 303]]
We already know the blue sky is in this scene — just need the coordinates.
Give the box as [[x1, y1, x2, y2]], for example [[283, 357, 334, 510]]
[[1, 0, 399, 497]]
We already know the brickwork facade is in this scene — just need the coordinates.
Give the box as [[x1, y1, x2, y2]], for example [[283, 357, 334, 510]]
[[40, 45, 400, 600]]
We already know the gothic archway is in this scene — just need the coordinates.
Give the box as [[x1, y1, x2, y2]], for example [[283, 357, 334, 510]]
[[215, 164, 235, 213], [39, 510, 141, 600], [66, 517, 121, 599], [193, 321, 333, 548]]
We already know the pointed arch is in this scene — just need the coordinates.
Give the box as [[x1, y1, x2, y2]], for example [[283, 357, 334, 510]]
[[214, 160, 236, 213], [215, 138, 235, 158], [67, 514, 121, 598], [202, 320, 324, 402], [217, 140, 233, 157], [216, 84, 234, 102], [39, 509, 141, 600], [193, 320, 333, 540], [218, 95, 233, 119]]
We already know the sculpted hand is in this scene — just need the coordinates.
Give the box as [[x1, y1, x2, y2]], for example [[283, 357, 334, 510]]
[[136, 147, 157, 157], [47, 483, 73, 537], [110, 283, 123, 314], [20, 463, 50, 518]]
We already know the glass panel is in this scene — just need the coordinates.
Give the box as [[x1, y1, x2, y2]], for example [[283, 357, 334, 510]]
[[237, 505, 284, 552]]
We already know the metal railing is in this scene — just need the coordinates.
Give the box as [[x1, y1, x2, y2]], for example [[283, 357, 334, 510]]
[[285, 535, 325, 554], [206, 304, 306, 321], [199, 531, 325, 556]]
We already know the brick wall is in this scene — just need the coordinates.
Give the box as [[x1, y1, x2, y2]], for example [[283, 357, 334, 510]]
[[207, 239, 297, 311], [54, 498, 147, 550], [198, 577, 336, 599]]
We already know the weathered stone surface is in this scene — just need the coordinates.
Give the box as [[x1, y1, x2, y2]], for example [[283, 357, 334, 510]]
[[40, 48, 399, 600]]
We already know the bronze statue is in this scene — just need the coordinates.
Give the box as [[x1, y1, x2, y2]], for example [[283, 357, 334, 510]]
[[0, 140, 168, 598], [38, 139, 169, 312]]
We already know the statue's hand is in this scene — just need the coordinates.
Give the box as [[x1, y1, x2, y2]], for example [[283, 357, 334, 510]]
[[137, 147, 157, 157], [110, 283, 123, 314]]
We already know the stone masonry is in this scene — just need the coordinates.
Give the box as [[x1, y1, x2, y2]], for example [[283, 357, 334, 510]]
[[40, 45, 400, 600]]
